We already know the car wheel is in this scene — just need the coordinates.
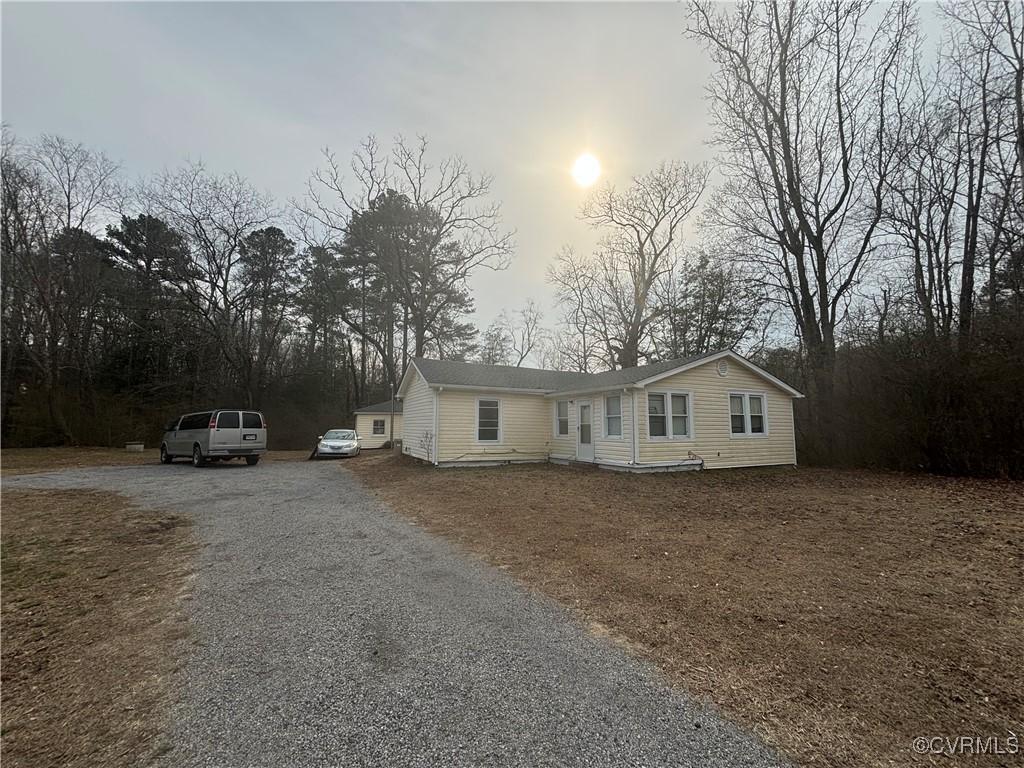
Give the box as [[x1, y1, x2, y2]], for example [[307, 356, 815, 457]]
[[192, 445, 206, 467], [245, 455, 260, 466], [160, 444, 173, 464]]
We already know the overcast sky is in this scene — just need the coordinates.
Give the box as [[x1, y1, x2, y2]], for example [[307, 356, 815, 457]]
[[3, 2, 717, 327]]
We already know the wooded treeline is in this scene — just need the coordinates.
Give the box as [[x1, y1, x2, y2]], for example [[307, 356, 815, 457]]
[[1, 133, 512, 448], [2, 0, 1022, 475]]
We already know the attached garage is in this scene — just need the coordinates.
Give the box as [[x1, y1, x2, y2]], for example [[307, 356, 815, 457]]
[[354, 399, 403, 449]]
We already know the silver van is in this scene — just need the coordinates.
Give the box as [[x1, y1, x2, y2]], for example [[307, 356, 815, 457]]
[[160, 410, 267, 467]]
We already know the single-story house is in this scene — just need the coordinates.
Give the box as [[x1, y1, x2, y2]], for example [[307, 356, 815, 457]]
[[353, 399, 403, 449], [396, 349, 803, 471]]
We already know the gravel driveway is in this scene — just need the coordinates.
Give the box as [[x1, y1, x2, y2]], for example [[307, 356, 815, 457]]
[[6, 460, 785, 768]]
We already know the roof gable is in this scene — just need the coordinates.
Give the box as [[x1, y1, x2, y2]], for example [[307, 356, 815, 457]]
[[632, 351, 804, 397]]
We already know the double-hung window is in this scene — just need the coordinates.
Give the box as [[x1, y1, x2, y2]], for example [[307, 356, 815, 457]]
[[555, 400, 569, 437], [604, 395, 622, 437], [648, 393, 667, 437], [477, 398, 500, 442], [671, 394, 689, 437], [648, 392, 691, 439], [730, 393, 766, 436], [372, 419, 385, 435]]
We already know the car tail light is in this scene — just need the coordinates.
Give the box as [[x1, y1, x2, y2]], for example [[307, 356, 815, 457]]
[[209, 415, 217, 429], [261, 415, 267, 428]]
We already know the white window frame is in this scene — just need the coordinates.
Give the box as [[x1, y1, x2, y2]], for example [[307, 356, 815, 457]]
[[554, 400, 570, 438], [646, 390, 693, 440], [372, 418, 385, 435], [603, 393, 623, 439], [476, 396, 502, 443], [728, 391, 769, 438]]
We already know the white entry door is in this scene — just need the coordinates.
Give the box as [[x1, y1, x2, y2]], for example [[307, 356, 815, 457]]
[[577, 400, 594, 462]]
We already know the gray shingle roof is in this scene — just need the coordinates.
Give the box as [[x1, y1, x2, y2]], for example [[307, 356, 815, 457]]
[[354, 398, 403, 414], [411, 358, 586, 391], [409, 350, 726, 395], [555, 351, 722, 392]]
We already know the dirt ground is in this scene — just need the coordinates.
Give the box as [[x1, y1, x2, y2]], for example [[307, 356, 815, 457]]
[[1, 447, 312, 475], [349, 454, 1024, 768], [1, 488, 196, 768]]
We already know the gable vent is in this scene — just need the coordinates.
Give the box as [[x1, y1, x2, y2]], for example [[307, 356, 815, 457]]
[[717, 360, 729, 377]]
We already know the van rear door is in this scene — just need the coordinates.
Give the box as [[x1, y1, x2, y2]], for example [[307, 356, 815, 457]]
[[212, 410, 241, 452], [241, 411, 267, 451]]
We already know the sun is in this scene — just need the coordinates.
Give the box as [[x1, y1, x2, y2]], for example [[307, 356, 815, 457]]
[[571, 152, 601, 187]]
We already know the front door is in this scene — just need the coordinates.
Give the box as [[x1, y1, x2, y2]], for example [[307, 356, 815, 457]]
[[577, 400, 594, 462]]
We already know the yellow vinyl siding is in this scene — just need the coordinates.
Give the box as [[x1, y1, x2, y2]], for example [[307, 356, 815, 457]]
[[437, 390, 550, 463], [590, 391, 634, 464], [546, 390, 635, 464], [596, 391, 634, 465], [355, 413, 402, 449], [549, 398, 576, 459], [638, 360, 796, 468], [400, 368, 436, 461]]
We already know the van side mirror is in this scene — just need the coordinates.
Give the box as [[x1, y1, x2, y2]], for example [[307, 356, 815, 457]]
[[317, 435, 323, 440]]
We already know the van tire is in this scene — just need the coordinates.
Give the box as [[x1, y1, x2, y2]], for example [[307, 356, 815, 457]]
[[160, 444, 174, 464], [245, 456, 260, 466], [192, 445, 206, 467]]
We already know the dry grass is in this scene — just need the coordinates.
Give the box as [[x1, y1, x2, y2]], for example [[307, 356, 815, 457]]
[[1, 447, 160, 475], [349, 454, 1024, 768], [1, 447, 311, 475], [1, 488, 196, 768]]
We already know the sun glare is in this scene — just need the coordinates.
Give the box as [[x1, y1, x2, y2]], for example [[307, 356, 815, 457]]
[[571, 152, 601, 187]]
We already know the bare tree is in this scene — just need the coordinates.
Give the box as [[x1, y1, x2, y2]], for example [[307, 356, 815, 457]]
[[878, 1, 1023, 344], [295, 135, 513, 384], [1, 131, 122, 441], [652, 250, 768, 358], [547, 245, 608, 372], [504, 300, 544, 367], [939, 0, 1024, 345], [688, 0, 913, 450], [144, 162, 277, 406], [577, 161, 709, 368], [477, 317, 513, 365]]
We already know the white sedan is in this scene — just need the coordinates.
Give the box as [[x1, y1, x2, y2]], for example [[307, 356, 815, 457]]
[[312, 429, 361, 459]]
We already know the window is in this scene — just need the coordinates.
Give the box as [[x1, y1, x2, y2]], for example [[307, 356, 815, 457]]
[[730, 393, 767, 436], [477, 398, 500, 442], [217, 411, 239, 429], [605, 395, 622, 437], [671, 393, 689, 437], [730, 396, 746, 434], [749, 396, 765, 434], [180, 412, 212, 430], [648, 394, 667, 437], [243, 412, 263, 429], [372, 419, 385, 435], [555, 400, 569, 436], [649, 392, 690, 439]]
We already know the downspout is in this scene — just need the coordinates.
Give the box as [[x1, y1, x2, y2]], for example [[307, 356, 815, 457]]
[[389, 386, 396, 448], [631, 388, 640, 465], [433, 386, 441, 466]]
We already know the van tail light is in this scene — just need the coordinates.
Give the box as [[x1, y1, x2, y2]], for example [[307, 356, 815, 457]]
[[209, 415, 217, 429], [261, 415, 267, 428]]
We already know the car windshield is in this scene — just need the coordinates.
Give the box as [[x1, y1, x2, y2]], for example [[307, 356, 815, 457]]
[[323, 430, 356, 440]]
